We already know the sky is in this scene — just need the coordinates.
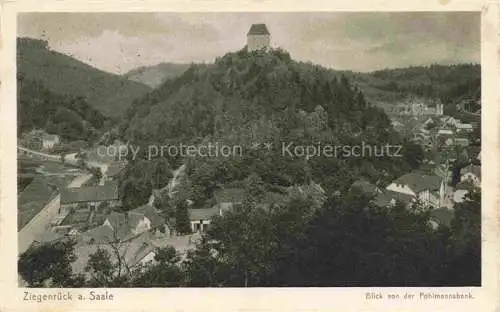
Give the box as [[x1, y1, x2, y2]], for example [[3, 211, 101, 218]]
[[18, 12, 480, 74]]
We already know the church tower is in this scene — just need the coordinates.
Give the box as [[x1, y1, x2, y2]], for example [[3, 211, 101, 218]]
[[247, 23, 271, 51]]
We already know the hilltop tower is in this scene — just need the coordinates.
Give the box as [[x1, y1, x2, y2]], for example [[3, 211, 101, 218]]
[[247, 23, 270, 51]]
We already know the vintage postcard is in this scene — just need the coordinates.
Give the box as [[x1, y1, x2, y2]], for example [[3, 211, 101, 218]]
[[0, 0, 498, 311]]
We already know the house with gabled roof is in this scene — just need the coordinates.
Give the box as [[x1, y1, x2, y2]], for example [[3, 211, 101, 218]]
[[385, 172, 445, 208], [247, 23, 271, 51], [60, 182, 120, 211], [79, 203, 166, 244]]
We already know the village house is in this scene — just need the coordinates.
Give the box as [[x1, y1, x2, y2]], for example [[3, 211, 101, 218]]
[[460, 164, 481, 188], [247, 23, 270, 51], [80, 204, 165, 244], [60, 183, 120, 212], [189, 206, 223, 233], [42, 134, 60, 150], [188, 188, 244, 233], [385, 172, 445, 208]]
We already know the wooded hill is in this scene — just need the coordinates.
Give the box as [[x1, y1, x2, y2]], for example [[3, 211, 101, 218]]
[[17, 37, 152, 118], [120, 48, 420, 203], [348, 63, 480, 106], [123, 60, 480, 108], [17, 75, 110, 143]]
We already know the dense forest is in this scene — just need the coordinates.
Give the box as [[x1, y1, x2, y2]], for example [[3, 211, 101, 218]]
[[122, 60, 481, 109], [350, 63, 481, 106], [17, 75, 110, 142]]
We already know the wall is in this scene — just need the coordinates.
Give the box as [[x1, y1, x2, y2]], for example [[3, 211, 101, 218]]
[[190, 219, 212, 232], [247, 35, 270, 51]]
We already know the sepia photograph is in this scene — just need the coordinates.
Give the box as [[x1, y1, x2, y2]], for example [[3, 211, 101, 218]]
[[15, 12, 482, 289]]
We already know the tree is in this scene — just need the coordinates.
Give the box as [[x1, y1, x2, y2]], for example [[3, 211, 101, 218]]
[[131, 247, 184, 287], [402, 140, 424, 169], [85, 248, 117, 286], [19, 239, 84, 287], [89, 166, 103, 181], [184, 237, 227, 287], [119, 179, 152, 211], [175, 199, 191, 235], [201, 202, 280, 287], [441, 190, 481, 285], [243, 172, 266, 206]]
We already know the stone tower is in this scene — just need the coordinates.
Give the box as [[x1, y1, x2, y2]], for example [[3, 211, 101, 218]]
[[247, 23, 270, 51]]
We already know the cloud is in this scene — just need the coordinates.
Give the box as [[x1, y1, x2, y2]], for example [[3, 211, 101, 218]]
[[18, 12, 480, 74]]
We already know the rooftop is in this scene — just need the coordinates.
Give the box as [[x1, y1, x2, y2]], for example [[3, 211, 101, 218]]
[[391, 172, 442, 193], [60, 183, 119, 204], [189, 206, 220, 221], [247, 23, 270, 36], [129, 204, 165, 229]]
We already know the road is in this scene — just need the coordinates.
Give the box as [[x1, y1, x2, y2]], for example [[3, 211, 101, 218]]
[[147, 164, 186, 205], [17, 146, 62, 162], [18, 146, 80, 166], [18, 173, 93, 255], [168, 164, 185, 197]]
